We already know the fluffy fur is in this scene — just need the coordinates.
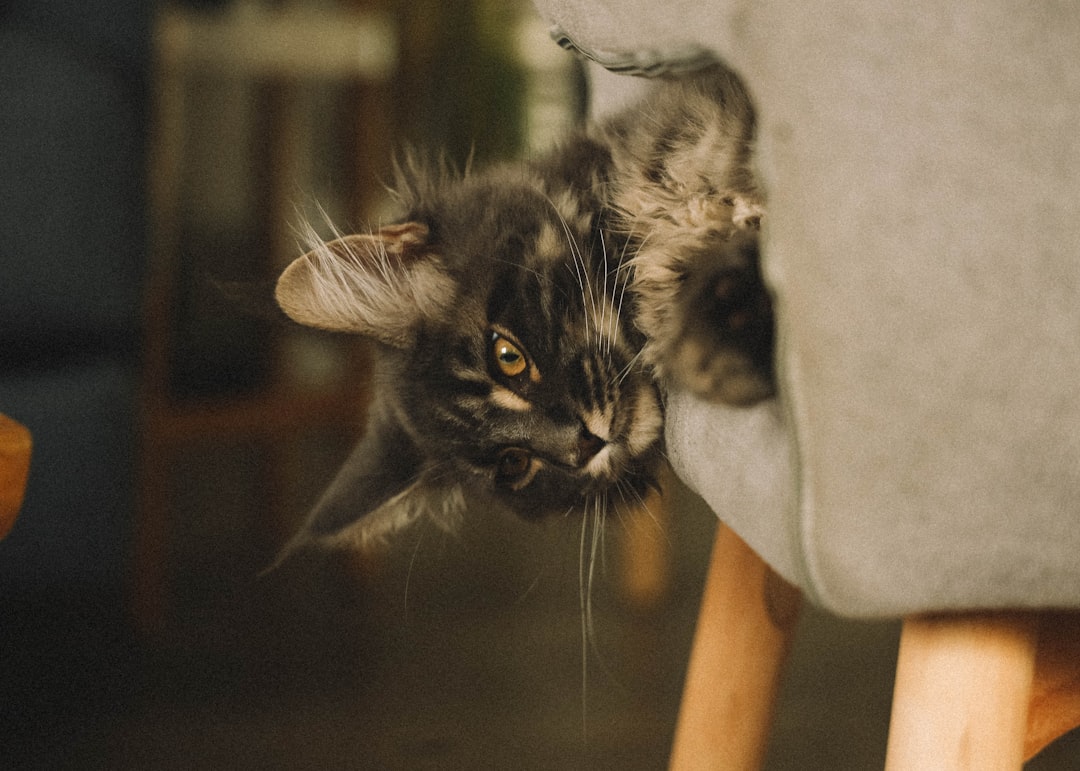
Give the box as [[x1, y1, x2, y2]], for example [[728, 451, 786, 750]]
[[273, 64, 773, 557]]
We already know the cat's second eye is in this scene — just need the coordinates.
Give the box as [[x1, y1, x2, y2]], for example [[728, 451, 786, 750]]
[[495, 447, 536, 490], [491, 333, 527, 378]]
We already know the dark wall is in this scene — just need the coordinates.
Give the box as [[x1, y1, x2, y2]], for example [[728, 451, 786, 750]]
[[0, 1, 151, 755], [0, 0, 149, 584]]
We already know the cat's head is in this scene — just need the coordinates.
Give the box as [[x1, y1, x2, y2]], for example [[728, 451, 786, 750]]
[[276, 156, 663, 546]]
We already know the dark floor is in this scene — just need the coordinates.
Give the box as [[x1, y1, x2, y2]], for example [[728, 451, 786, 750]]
[[4, 444, 1080, 769]]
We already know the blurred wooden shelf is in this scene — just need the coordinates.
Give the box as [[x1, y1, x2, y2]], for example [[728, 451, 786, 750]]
[[135, 1, 397, 638], [143, 384, 370, 444]]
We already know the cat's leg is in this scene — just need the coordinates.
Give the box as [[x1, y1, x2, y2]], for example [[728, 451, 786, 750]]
[[669, 229, 775, 405], [632, 225, 775, 406], [731, 195, 765, 231]]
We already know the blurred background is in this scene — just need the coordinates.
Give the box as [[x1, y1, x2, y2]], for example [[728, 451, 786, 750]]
[[2, 1, 1078, 768]]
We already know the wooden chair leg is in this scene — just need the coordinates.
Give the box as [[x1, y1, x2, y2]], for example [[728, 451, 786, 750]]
[[0, 414, 32, 541], [885, 613, 1038, 771], [618, 466, 672, 609], [670, 524, 802, 770], [1027, 611, 1080, 760]]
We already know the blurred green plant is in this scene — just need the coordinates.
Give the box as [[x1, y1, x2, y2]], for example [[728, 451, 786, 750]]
[[390, 0, 528, 166]]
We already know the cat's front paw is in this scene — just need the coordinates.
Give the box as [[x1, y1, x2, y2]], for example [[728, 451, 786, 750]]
[[670, 232, 775, 406]]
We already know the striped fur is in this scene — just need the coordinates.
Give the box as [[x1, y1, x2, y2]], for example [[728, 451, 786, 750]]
[[274, 64, 773, 552]]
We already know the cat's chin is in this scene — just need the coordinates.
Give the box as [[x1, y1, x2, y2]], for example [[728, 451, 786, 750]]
[[579, 445, 662, 503]]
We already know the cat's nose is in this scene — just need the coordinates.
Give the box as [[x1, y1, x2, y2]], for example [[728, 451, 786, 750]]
[[577, 427, 607, 467]]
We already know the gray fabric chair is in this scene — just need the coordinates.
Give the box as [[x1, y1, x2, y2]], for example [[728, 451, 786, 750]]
[[532, 0, 1080, 765]]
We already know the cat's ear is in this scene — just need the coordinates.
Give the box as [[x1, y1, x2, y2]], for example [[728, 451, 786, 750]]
[[275, 222, 455, 347], [267, 398, 464, 569]]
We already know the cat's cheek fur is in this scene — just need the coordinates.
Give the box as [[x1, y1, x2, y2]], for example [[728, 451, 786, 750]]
[[626, 386, 664, 457]]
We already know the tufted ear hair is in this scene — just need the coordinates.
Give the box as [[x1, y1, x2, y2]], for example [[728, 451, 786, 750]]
[[264, 395, 465, 571], [275, 222, 456, 347]]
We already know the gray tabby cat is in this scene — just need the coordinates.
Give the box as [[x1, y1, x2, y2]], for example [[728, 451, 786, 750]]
[[274, 64, 772, 556]]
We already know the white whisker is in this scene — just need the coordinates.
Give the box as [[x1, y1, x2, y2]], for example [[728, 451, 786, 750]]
[[615, 347, 646, 388], [587, 497, 601, 643], [618, 479, 656, 528], [579, 240, 597, 345], [544, 193, 593, 343], [579, 503, 590, 740], [598, 229, 610, 357], [592, 494, 606, 608], [404, 529, 425, 616]]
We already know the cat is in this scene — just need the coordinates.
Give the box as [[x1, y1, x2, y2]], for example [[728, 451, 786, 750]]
[[272, 63, 773, 558]]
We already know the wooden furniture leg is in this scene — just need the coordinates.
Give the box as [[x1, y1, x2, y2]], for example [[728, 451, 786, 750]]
[[619, 466, 672, 609], [1027, 611, 1080, 760], [669, 524, 803, 770], [0, 414, 32, 541], [885, 613, 1039, 771]]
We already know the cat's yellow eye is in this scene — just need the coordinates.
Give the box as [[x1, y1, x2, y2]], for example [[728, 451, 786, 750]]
[[492, 335, 527, 378]]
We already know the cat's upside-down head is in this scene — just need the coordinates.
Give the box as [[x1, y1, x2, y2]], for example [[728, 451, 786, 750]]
[[273, 65, 775, 557], [275, 152, 665, 552]]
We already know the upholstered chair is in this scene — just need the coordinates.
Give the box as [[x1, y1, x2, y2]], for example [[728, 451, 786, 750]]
[[532, 1, 1080, 766]]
